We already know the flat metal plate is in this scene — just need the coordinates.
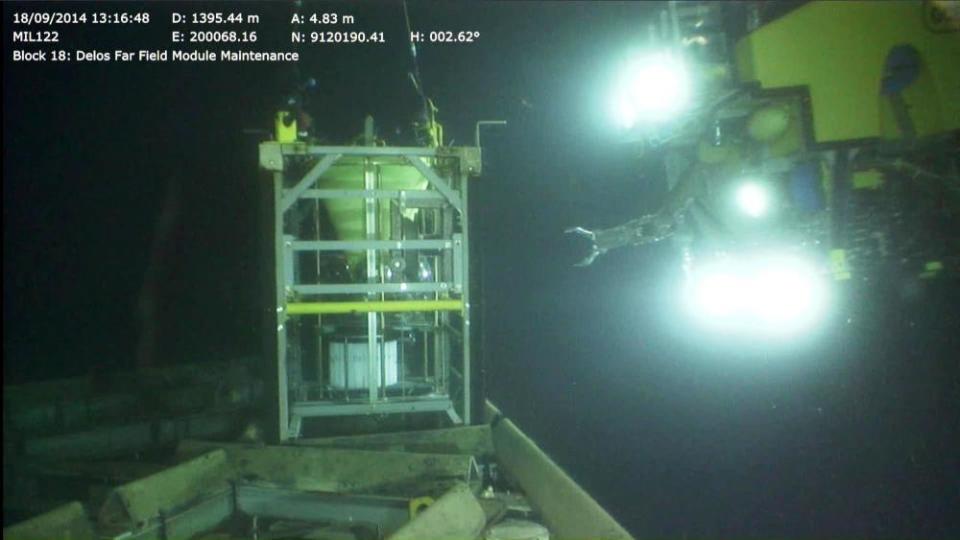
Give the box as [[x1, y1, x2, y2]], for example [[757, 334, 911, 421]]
[[293, 424, 494, 457], [98, 450, 230, 527], [3, 502, 94, 540], [291, 398, 455, 418], [176, 440, 478, 497], [236, 483, 409, 533]]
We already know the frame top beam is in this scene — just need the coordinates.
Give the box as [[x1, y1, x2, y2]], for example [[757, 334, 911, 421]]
[[259, 142, 482, 176]]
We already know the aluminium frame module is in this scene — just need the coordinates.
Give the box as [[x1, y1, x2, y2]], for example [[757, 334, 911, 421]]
[[260, 141, 482, 441]]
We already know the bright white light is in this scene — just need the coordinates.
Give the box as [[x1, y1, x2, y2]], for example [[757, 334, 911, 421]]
[[735, 182, 771, 218], [612, 51, 690, 128], [684, 253, 829, 337], [689, 268, 740, 318]]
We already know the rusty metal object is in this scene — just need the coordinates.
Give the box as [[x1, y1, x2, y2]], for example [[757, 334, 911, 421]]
[[177, 440, 480, 497], [486, 403, 633, 540], [387, 483, 486, 540], [98, 449, 230, 528], [3, 502, 93, 540], [294, 424, 495, 457]]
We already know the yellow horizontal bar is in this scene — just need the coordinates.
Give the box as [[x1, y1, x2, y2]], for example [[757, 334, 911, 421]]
[[287, 299, 463, 315]]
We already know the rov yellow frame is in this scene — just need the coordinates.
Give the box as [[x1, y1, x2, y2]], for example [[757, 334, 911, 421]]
[[735, 0, 960, 143]]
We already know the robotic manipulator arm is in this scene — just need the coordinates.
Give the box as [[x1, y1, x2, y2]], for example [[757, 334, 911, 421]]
[[567, 161, 701, 266], [566, 214, 677, 266]]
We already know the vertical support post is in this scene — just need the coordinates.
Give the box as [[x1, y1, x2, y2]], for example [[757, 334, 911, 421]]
[[273, 172, 290, 441], [423, 330, 430, 385], [314, 199, 324, 399], [466, 157, 485, 425], [460, 171, 472, 425], [440, 200, 454, 400], [315, 313, 323, 397], [364, 158, 378, 404], [283, 230, 298, 408]]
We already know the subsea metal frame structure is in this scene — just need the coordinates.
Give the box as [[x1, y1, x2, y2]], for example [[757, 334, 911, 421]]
[[259, 141, 482, 441]]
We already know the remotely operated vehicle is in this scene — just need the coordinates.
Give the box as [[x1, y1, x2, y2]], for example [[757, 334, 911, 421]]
[[4, 5, 630, 540], [570, 0, 960, 337]]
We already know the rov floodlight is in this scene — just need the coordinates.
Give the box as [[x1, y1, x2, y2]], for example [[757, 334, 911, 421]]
[[747, 255, 828, 333], [612, 51, 691, 128], [685, 253, 829, 337], [735, 181, 772, 218], [687, 263, 740, 319]]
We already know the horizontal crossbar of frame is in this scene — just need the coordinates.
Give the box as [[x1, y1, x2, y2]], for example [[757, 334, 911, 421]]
[[291, 398, 455, 418], [281, 145, 445, 157], [296, 189, 446, 200], [280, 153, 341, 212], [292, 283, 451, 294], [404, 155, 463, 213], [290, 240, 453, 251], [287, 300, 463, 315]]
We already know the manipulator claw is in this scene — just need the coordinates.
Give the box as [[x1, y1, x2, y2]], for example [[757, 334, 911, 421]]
[[565, 226, 605, 266], [566, 213, 675, 266]]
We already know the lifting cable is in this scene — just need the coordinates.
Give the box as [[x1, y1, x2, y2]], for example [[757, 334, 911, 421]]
[[402, 1, 431, 125]]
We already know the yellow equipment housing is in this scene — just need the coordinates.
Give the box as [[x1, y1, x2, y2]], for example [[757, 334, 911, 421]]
[[275, 111, 298, 143], [735, 0, 960, 144]]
